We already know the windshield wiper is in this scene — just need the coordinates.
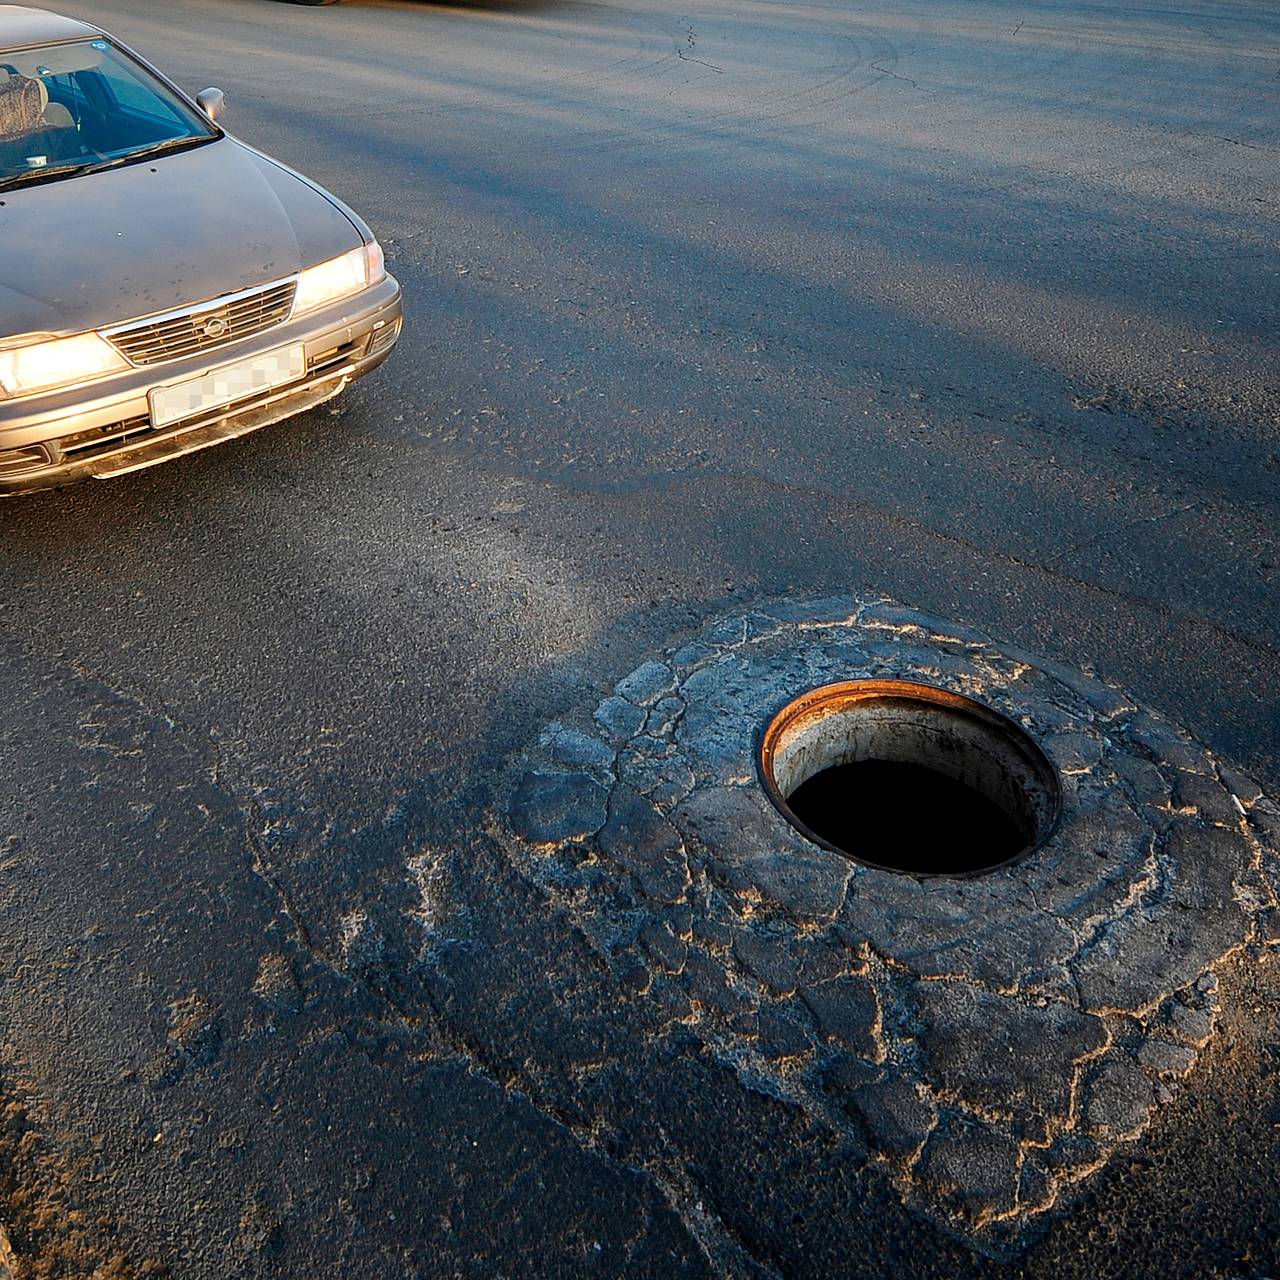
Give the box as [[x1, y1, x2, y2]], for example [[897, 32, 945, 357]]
[[80, 133, 215, 176], [0, 133, 215, 192], [0, 158, 99, 192]]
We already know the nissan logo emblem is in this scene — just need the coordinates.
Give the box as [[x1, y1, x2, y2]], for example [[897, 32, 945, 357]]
[[202, 315, 229, 339]]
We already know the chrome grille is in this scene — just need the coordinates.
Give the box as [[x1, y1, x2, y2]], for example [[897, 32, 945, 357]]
[[104, 279, 297, 366]]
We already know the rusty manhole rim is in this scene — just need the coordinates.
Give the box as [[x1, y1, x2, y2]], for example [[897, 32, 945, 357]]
[[758, 679, 1064, 878]]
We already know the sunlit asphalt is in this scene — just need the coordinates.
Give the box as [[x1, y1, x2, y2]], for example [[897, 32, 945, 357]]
[[1, 0, 1278, 1274]]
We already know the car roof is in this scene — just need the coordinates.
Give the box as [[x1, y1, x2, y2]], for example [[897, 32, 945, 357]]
[[0, 5, 99, 50]]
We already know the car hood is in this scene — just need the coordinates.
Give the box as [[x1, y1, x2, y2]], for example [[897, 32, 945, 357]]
[[0, 137, 363, 339]]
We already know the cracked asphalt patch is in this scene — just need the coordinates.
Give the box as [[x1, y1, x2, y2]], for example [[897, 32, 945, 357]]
[[499, 596, 1279, 1249]]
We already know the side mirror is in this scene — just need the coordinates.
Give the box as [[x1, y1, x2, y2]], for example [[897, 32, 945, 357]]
[[196, 87, 226, 122]]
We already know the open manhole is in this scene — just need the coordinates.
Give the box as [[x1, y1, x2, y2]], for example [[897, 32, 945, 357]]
[[760, 680, 1062, 876]]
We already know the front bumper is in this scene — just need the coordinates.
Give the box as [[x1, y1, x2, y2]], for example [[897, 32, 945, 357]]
[[0, 274, 402, 496]]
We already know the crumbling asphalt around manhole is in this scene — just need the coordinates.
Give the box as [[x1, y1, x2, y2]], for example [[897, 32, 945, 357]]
[[501, 595, 1280, 1248]]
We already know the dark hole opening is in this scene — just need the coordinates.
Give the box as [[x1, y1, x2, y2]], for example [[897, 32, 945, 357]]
[[786, 759, 1027, 875]]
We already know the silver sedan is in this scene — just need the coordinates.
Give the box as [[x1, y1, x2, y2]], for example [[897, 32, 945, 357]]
[[0, 6, 402, 494]]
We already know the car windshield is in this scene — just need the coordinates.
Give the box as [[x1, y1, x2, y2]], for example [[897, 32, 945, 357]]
[[0, 38, 217, 191]]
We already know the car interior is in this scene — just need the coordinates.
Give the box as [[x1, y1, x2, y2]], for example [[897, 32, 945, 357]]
[[0, 42, 208, 179], [0, 71, 78, 168]]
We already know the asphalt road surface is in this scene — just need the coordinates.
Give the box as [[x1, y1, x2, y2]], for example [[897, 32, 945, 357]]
[[2, 0, 1279, 1275]]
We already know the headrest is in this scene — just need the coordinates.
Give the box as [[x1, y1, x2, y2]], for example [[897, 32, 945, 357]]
[[0, 75, 44, 139]]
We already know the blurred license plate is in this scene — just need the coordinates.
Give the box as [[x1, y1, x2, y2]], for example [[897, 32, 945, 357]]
[[149, 345, 306, 428]]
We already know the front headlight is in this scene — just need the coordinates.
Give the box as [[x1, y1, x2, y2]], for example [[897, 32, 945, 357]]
[[0, 332, 129, 398], [293, 241, 386, 316]]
